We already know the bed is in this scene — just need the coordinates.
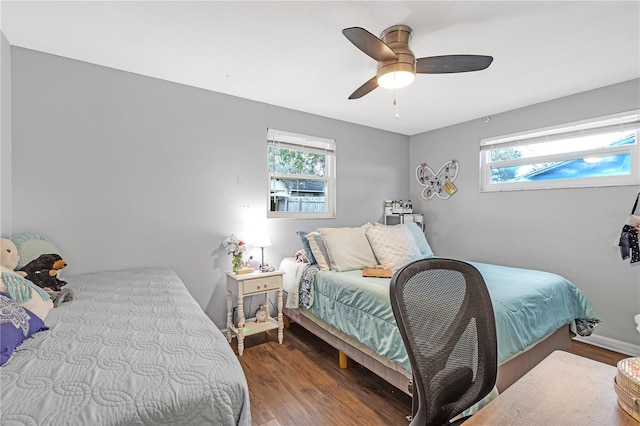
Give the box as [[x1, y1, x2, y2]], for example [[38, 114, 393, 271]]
[[281, 223, 600, 399], [0, 268, 251, 426]]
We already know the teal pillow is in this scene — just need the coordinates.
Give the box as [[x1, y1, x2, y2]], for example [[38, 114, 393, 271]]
[[11, 234, 61, 269], [405, 222, 434, 258], [296, 231, 317, 265]]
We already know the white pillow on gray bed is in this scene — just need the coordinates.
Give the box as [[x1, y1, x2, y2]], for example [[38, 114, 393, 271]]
[[318, 224, 378, 272], [366, 224, 422, 270]]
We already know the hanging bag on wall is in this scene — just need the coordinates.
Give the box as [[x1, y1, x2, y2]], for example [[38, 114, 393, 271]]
[[619, 193, 640, 263]]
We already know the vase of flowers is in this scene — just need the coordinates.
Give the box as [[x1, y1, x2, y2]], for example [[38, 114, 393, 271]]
[[232, 253, 243, 272], [222, 234, 248, 273]]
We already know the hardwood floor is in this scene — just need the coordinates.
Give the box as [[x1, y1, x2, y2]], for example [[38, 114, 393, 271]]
[[232, 324, 630, 426], [234, 324, 411, 426], [565, 339, 629, 366]]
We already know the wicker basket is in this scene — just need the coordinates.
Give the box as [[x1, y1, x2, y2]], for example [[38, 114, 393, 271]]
[[615, 357, 640, 422]]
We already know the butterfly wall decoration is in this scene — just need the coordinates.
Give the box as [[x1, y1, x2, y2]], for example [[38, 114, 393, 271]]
[[416, 160, 459, 200]]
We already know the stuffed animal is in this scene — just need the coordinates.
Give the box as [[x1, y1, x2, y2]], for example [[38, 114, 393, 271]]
[[0, 238, 53, 320], [18, 253, 68, 291]]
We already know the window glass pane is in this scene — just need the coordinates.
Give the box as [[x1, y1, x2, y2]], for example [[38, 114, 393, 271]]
[[269, 178, 326, 213], [480, 110, 639, 191], [268, 146, 326, 176], [490, 132, 635, 163], [267, 128, 335, 218], [491, 153, 631, 183]]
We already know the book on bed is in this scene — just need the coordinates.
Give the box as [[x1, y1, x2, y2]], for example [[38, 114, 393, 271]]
[[363, 266, 393, 278]]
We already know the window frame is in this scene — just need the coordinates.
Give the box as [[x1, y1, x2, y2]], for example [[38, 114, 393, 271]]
[[479, 110, 640, 192], [267, 128, 336, 219]]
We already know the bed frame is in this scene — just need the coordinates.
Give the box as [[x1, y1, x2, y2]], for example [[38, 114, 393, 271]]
[[284, 302, 571, 394]]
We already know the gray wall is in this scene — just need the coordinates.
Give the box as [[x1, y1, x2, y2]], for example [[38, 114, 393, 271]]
[[1, 31, 11, 236], [410, 79, 640, 351], [10, 47, 410, 327], [9, 45, 639, 351]]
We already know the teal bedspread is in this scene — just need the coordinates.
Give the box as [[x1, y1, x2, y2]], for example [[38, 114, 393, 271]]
[[306, 260, 600, 374]]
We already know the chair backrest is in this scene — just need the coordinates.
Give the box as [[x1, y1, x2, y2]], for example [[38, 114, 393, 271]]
[[390, 258, 497, 426]]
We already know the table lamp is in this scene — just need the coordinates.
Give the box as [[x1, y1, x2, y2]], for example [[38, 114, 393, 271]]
[[253, 230, 272, 272]]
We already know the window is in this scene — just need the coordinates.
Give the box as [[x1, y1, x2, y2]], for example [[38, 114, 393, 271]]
[[480, 110, 640, 192], [267, 128, 336, 218]]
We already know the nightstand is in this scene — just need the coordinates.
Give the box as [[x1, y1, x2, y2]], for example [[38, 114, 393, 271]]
[[225, 270, 284, 355]]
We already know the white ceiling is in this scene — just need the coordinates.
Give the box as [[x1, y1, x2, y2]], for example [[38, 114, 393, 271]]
[[1, 1, 639, 136]]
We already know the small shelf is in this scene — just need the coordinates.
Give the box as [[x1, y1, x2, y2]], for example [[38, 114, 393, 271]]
[[231, 317, 279, 337], [384, 213, 425, 230]]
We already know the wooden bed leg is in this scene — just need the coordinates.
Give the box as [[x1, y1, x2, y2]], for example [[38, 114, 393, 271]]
[[284, 315, 291, 329], [339, 351, 348, 369]]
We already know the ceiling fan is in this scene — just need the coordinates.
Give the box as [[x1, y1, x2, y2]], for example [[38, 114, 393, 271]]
[[342, 25, 493, 99]]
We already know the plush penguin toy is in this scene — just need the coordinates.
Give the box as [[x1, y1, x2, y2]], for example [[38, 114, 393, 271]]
[[18, 254, 68, 291]]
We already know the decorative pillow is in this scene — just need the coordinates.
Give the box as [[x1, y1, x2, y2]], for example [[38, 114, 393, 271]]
[[11, 234, 61, 270], [0, 292, 48, 366], [296, 231, 317, 265], [318, 224, 378, 272], [305, 232, 331, 271], [366, 224, 422, 270], [405, 222, 435, 258]]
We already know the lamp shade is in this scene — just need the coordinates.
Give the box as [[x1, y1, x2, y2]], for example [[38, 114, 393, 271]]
[[253, 230, 271, 248]]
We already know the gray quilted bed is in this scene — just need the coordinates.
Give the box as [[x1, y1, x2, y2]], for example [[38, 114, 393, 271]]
[[0, 268, 251, 425]]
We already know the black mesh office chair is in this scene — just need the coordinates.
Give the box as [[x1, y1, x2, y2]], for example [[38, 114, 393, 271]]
[[390, 258, 497, 426]]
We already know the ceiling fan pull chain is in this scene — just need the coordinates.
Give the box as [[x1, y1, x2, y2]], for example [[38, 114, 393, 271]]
[[394, 90, 399, 119]]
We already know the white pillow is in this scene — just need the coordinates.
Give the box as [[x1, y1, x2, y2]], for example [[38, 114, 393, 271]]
[[305, 231, 331, 271], [366, 224, 422, 270], [404, 222, 434, 257], [318, 224, 377, 272]]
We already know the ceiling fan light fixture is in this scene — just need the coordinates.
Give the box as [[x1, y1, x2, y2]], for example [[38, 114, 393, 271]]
[[377, 60, 415, 89], [378, 70, 415, 89]]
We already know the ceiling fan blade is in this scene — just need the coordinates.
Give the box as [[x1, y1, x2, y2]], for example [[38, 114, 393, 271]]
[[416, 55, 493, 74], [342, 27, 397, 62], [348, 76, 379, 100]]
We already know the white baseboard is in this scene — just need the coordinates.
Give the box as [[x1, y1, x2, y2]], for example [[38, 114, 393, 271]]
[[574, 334, 640, 357]]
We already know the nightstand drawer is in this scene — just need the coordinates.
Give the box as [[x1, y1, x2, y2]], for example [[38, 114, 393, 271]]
[[243, 276, 281, 295]]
